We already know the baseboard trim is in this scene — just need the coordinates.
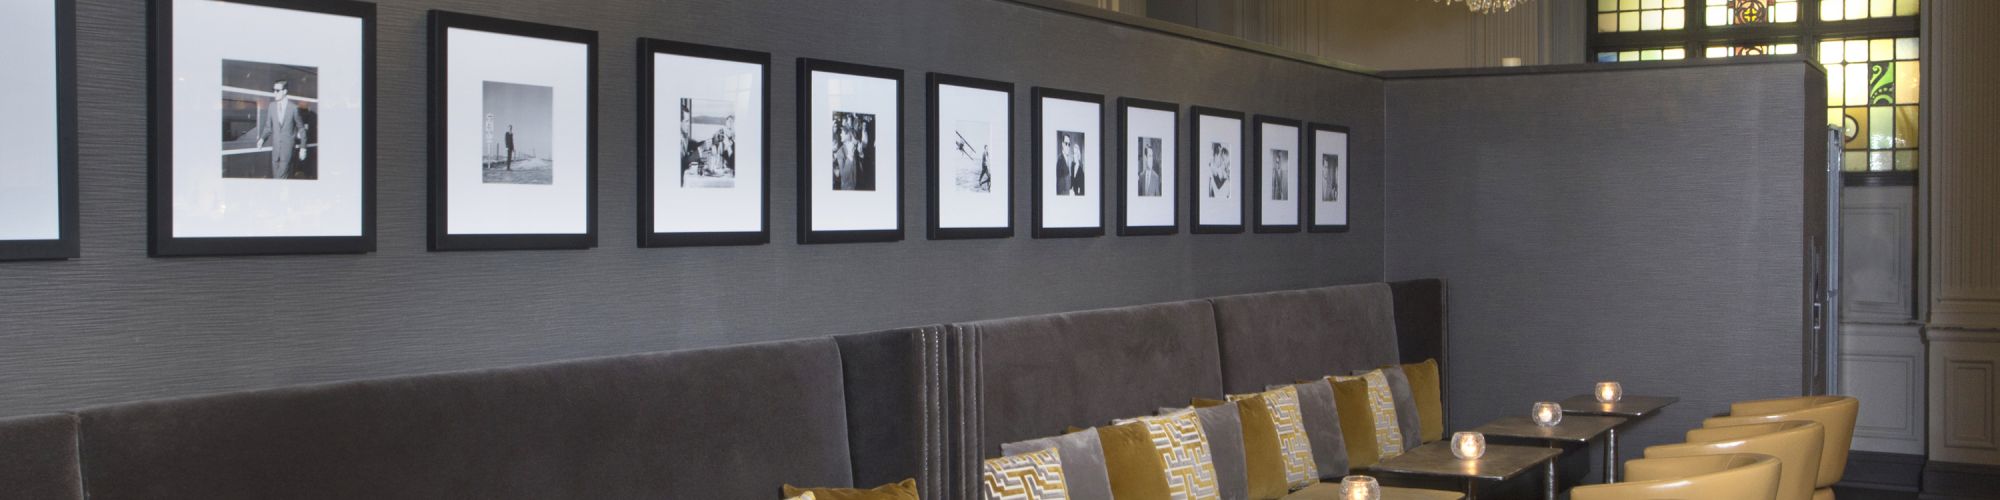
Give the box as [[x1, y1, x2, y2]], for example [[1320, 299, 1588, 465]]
[[1838, 451, 1925, 491], [1923, 460, 2000, 498]]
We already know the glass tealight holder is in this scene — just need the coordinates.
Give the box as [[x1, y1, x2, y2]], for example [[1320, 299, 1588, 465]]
[[1596, 381, 1624, 404], [1451, 431, 1486, 460], [1339, 475, 1381, 500], [1532, 402, 1563, 427]]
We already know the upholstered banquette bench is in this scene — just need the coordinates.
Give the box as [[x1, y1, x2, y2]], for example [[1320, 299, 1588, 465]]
[[0, 280, 1444, 500]]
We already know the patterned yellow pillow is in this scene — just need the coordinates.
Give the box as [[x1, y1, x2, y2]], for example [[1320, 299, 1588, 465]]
[[1332, 370, 1405, 458], [983, 447, 1070, 499], [1228, 386, 1316, 491], [1115, 410, 1221, 500], [784, 494, 816, 500]]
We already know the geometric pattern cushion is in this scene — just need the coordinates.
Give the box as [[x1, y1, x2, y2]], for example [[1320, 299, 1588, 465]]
[[1334, 370, 1405, 459], [1117, 410, 1222, 500], [982, 447, 1070, 500], [785, 494, 817, 500], [782, 479, 921, 500], [1230, 386, 1316, 491]]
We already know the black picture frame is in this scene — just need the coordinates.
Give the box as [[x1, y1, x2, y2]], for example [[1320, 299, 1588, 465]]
[[0, 0, 77, 261], [1305, 122, 1352, 233], [1116, 97, 1180, 237], [1252, 114, 1302, 234], [427, 11, 598, 251], [796, 58, 905, 245], [636, 38, 770, 248], [1189, 106, 1246, 234], [1030, 87, 1105, 239], [926, 72, 1015, 240], [148, 0, 377, 257]]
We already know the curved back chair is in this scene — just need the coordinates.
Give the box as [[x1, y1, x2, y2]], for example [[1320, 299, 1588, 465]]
[[1569, 453, 1781, 500], [1705, 395, 1858, 497], [1643, 421, 1824, 500]]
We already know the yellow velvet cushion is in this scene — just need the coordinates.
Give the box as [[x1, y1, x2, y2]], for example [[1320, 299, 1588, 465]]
[[1332, 370, 1406, 459], [1116, 410, 1221, 500], [1227, 386, 1317, 491], [781, 478, 918, 500], [1327, 376, 1382, 469], [1097, 421, 1174, 500], [1197, 396, 1291, 500], [1402, 358, 1444, 444]]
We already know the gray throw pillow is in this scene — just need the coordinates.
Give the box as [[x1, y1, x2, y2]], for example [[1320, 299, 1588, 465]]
[[1360, 367, 1425, 451], [1000, 427, 1113, 500], [1273, 381, 1349, 478], [1161, 402, 1248, 500]]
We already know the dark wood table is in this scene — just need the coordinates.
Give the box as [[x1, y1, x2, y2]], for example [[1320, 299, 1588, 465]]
[[1371, 441, 1562, 500], [1558, 395, 1679, 482], [1472, 415, 1627, 499]]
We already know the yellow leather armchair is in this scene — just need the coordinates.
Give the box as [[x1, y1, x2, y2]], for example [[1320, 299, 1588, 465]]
[[1642, 421, 1824, 500], [1569, 453, 1781, 500], [1706, 395, 1858, 500]]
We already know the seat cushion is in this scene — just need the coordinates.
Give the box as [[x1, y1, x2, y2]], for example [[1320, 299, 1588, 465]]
[[1281, 482, 1464, 500]]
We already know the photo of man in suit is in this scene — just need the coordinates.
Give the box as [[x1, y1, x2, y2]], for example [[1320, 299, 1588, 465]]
[[1136, 136, 1162, 197], [1207, 142, 1233, 199], [1055, 131, 1085, 196], [257, 80, 310, 179], [1269, 148, 1289, 201], [219, 60, 318, 180]]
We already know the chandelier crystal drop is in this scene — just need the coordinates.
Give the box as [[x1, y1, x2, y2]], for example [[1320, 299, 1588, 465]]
[[1430, 0, 1531, 14]]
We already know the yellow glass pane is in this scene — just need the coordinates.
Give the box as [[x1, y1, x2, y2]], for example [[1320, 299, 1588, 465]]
[[1667, 0, 1686, 8], [1871, 39, 1894, 61], [1599, 13, 1618, 31], [1828, 109, 1845, 129], [1665, 48, 1686, 60], [1641, 49, 1662, 61], [1843, 107, 1868, 150], [1776, 1, 1799, 22], [1643, 0, 1662, 9], [1600, 0, 1618, 12], [1895, 150, 1916, 171], [1621, 11, 1640, 31], [1622, 0, 1641, 10], [1665, 9, 1687, 29], [1869, 151, 1892, 171], [1847, 0, 1867, 19], [1827, 64, 1845, 106], [1896, 61, 1919, 103], [1845, 64, 1868, 104], [1822, 0, 1844, 21], [1843, 151, 1867, 172], [1820, 41, 1844, 64], [1846, 40, 1869, 63], [1642, 10, 1663, 30], [1896, 0, 1918, 16], [1621, 50, 1640, 61], [1896, 38, 1918, 60], [1870, 0, 1893, 17], [1894, 105, 1919, 148]]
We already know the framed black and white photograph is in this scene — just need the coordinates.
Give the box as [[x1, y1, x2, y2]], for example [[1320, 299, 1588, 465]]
[[0, 0, 76, 261], [429, 11, 596, 251], [1306, 123, 1350, 233], [1253, 115, 1301, 233], [1117, 98, 1177, 236], [1031, 87, 1103, 239], [798, 58, 902, 244], [638, 39, 768, 248], [150, 0, 375, 256], [1190, 106, 1245, 234], [927, 73, 1013, 240]]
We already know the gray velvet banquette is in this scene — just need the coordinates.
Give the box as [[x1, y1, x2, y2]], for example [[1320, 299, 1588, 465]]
[[0, 280, 1444, 499]]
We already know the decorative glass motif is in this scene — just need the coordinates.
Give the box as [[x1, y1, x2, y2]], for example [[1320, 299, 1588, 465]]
[[1707, 0, 1799, 26], [1703, 43, 1798, 58], [1823, 36, 1919, 171]]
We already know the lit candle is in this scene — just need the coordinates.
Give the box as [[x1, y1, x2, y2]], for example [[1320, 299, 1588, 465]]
[[1451, 431, 1486, 460], [1532, 402, 1563, 427], [1339, 475, 1380, 500], [1595, 381, 1624, 403]]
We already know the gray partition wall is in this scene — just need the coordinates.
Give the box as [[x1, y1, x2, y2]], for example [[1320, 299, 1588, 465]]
[[0, 0, 1386, 417], [1383, 60, 1827, 477]]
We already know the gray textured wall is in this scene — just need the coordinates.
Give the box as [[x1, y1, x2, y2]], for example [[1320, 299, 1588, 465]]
[[1384, 61, 1823, 474], [0, 0, 1385, 418]]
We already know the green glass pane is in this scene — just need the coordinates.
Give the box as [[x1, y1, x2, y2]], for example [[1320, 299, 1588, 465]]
[[1895, 105, 1919, 148], [1842, 107, 1867, 150], [1868, 61, 1895, 104], [1897, 61, 1919, 103], [1869, 151, 1892, 171], [1895, 150, 1917, 171], [1869, 106, 1893, 149], [1843, 151, 1868, 172], [1641, 49, 1662, 61]]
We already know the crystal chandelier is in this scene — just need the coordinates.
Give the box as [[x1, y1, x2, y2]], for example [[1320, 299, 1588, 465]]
[[1429, 0, 1532, 14]]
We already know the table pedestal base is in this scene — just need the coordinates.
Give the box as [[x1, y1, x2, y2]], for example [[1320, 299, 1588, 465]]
[[1604, 428, 1620, 483]]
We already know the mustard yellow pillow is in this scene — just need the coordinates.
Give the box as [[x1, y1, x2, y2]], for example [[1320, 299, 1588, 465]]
[[1097, 421, 1173, 500], [1116, 410, 1221, 500], [781, 478, 917, 500], [1403, 359, 1444, 444], [1333, 370, 1406, 459], [1228, 386, 1317, 491], [1328, 376, 1382, 469], [1197, 396, 1291, 500]]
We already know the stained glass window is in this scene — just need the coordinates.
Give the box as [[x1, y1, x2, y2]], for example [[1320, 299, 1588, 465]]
[[1821, 0, 1919, 21], [1597, 0, 1689, 32], [1822, 36, 1918, 171], [1596, 47, 1689, 62], [1704, 43, 1799, 58], [1705, 0, 1800, 26]]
